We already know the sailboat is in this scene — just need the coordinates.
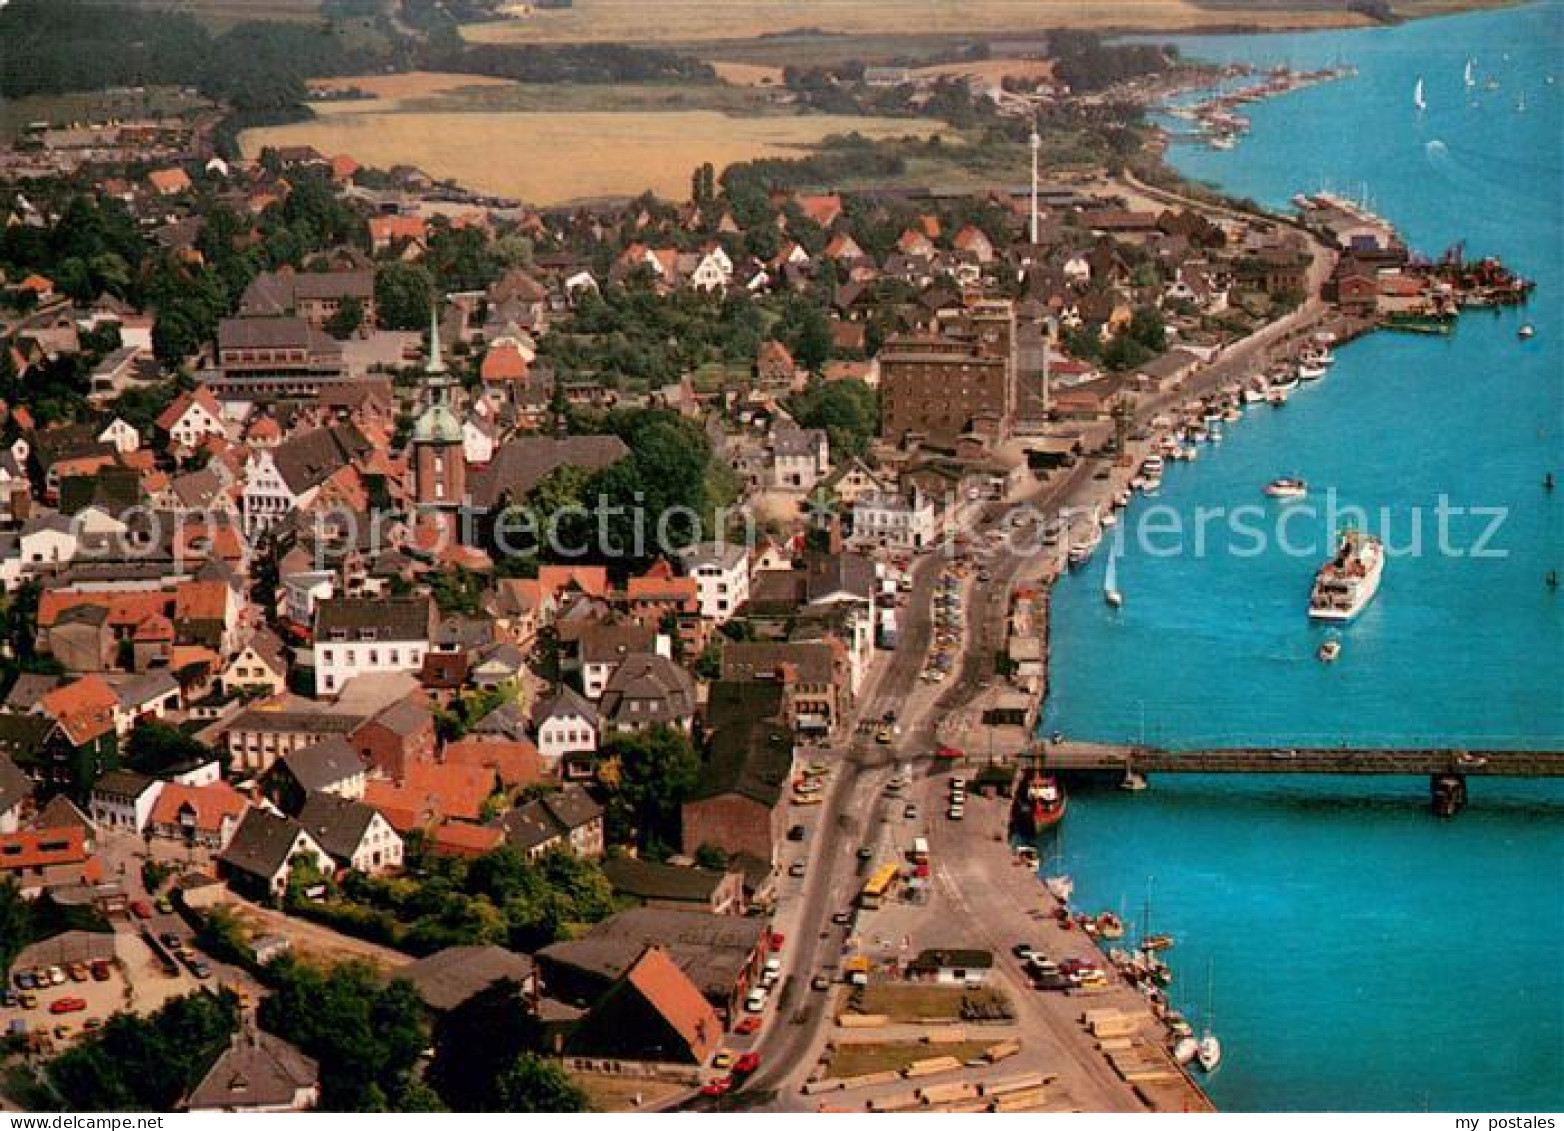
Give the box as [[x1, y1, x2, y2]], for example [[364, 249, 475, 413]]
[[1197, 960, 1223, 1073], [1516, 90, 1527, 113], [1464, 59, 1476, 90], [1104, 544, 1123, 608], [1413, 76, 1427, 113]]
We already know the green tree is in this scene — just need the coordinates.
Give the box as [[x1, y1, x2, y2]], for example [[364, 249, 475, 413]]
[[50, 992, 237, 1111], [495, 1055, 590, 1113], [785, 378, 879, 460], [375, 263, 436, 331], [427, 978, 543, 1110], [124, 722, 213, 775], [259, 959, 430, 1111], [599, 726, 699, 856], [325, 295, 366, 339]]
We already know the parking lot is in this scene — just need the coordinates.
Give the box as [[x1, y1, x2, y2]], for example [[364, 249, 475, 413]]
[[2, 914, 221, 1056]]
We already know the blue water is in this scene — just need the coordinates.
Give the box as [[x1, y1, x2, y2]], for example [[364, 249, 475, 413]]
[[1042, 2, 1564, 1111]]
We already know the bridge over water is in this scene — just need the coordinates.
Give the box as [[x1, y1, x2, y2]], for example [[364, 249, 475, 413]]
[[1037, 744, 1564, 815]]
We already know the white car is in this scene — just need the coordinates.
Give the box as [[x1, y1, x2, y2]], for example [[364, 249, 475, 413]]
[[745, 987, 768, 1013]]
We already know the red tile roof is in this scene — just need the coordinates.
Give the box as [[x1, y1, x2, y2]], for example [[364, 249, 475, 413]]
[[622, 946, 721, 1063], [38, 676, 118, 746], [442, 738, 546, 790], [150, 781, 249, 834], [0, 826, 91, 873]]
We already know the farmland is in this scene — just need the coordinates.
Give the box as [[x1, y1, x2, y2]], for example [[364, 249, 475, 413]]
[[460, 0, 1451, 46], [242, 107, 940, 204]]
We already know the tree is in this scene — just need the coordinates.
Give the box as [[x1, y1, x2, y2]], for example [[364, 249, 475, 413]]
[[124, 722, 213, 775], [495, 1055, 590, 1113], [427, 979, 544, 1111], [375, 263, 436, 331], [50, 992, 237, 1111], [599, 726, 700, 856], [325, 295, 365, 339], [259, 959, 430, 1111], [785, 378, 879, 460]]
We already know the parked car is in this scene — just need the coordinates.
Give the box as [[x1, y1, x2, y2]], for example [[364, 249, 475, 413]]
[[129, 900, 153, 920], [67, 963, 89, 983], [711, 1052, 734, 1071], [1, 988, 16, 1008], [155, 896, 173, 914], [19, 991, 37, 1009], [732, 1053, 761, 1076], [185, 958, 211, 980], [734, 1016, 762, 1036], [13, 970, 35, 991], [788, 861, 806, 878], [49, 997, 86, 1015], [811, 973, 831, 992], [158, 932, 182, 953], [89, 960, 111, 982], [46, 966, 65, 986], [786, 824, 806, 842], [699, 1076, 733, 1097]]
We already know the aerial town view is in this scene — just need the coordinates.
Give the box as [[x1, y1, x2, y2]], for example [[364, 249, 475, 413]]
[[0, 0, 1558, 1119]]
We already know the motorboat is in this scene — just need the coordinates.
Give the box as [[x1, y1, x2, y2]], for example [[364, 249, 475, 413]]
[[1174, 1037, 1200, 1066], [1264, 477, 1308, 499], [1318, 639, 1342, 663], [1519, 322, 1536, 339]]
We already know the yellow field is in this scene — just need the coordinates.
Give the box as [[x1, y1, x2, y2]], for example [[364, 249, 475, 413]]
[[308, 72, 519, 108], [466, 0, 1386, 44], [711, 62, 788, 87], [242, 110, 938, 204]]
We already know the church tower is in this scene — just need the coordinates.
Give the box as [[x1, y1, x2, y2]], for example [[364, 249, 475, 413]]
[[412, 305, 466, 531]]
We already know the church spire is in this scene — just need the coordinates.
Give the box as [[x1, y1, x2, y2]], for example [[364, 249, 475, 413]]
[[426, 303, 447, 377]]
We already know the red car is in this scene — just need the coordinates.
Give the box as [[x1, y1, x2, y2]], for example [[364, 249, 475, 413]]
[[769, 932, 785, 951], [49, 997, 87, 1015], [129, 900, 153, 920], [732, 1053, 761, 1076], [936, 745, 965, 760], [699, 1076, 733, 1097], [734, 1016, 762, 1036]]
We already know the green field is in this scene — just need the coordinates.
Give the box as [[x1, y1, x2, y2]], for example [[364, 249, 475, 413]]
[[0, 87, 212, 143]]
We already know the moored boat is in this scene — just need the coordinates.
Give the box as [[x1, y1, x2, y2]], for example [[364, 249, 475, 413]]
[[1318, 639, 1342, 663], [1012, 765, 1068, 834], [1197, 1034, 1223, 1073], [1519, 322, 1536, 339], [1174, 1037, 1200, 1066]]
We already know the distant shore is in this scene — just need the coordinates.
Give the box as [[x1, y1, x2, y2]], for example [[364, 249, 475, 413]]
[[459, 0, 1532, 48]]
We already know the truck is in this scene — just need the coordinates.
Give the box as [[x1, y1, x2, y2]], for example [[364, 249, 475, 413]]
[[877, 608, 898, 650]]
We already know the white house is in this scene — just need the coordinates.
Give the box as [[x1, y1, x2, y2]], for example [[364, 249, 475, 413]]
[[95, 416, 140, 454], [296, 793, 403, 875], [678, 541, 750, 624], [88, 770, 164, 834], [219, 808, 337, 899], [688, 245, 733, 292], [18, 515, 78, 569], [283, 570, 335, 627], [530, 686, 599, 770], [311, 596, 433, 697], [852, 490, 938, 553], [771, 424, 829, 492], [157, 387, 227, 452]]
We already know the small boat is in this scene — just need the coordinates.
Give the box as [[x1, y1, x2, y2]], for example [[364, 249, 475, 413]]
[[1014, 845, 1040, 867], [1297, 360, 1328, 381], [1241, 383, 1267, 405], [1264, 477, 1308, 499], [1142, 933, 1174, 952], [1519, 322, 1536, 339], [1413, 76, 1427, 113], [1223, 406, 1242, 423], [1119, 771, 1148, 792], [1267, 388, 1290, 406], [1166, 1012, 1194, 1040], [1097, 912, 1125, 940], [1174, 1037, 1200, 1066], [1318, 639, 1342, 663], [1104, 545, 1123, 609], [1198, 1034, 1223, 1073], [1044, 875, 1074, 903]]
